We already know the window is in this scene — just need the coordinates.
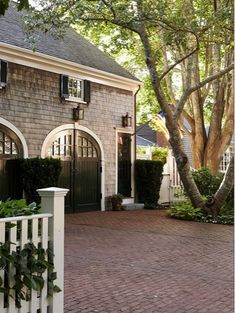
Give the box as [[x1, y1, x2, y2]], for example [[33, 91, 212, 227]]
[[60, 75, 90, 103], [68, 77, 83, 100]]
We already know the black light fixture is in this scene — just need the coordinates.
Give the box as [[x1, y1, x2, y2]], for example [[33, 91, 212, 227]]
[[72, 105, 84, 121], [122, 112, 132, 127]]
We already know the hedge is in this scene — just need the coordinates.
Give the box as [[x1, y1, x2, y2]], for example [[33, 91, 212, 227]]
[[7, 158, 62, 204], [135, 160, 164, 209]]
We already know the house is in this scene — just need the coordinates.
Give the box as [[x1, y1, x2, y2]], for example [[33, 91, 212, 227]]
[[0, 4, 140, 212]]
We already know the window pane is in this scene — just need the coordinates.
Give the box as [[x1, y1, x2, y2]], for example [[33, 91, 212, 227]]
[[77, 147, 82, 157], [68, 77, 82, 99], [77, 136, 82, 146], [12, 142, 18, 155], [5, 141, 10, 154], [83, 148, 87, 157], [82, 138, 88, 146], [93, 149, 97, 158], [88, 147, 92, 157]]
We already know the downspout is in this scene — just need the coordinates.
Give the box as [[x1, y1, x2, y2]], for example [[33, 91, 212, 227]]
[[133, 85, 141, 202]]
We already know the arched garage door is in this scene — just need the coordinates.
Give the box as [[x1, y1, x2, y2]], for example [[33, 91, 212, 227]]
[[0, 124, 23, 200], [46, 129, 101, 213]]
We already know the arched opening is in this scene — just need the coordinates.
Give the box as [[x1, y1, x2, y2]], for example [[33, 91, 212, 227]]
[[0, 124, 24, 200], [44, 127, 102, 213]]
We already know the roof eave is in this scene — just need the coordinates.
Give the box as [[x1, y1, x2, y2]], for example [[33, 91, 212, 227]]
[[0, 42, 141, 92]]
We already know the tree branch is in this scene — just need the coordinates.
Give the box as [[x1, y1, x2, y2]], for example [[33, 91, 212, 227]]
[[174, 63, 234, 120], [160, 35, 199, 81]]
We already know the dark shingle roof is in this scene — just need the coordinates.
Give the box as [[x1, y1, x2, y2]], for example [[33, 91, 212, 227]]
[[0, 4, 139, 82], [136, 124, 156, 144], [136, 135, 156, 147]]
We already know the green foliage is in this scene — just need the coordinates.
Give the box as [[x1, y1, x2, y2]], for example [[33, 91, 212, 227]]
[[0, 241, 60, 308], [136, 146, 147, 155], [0, 0, 29, 16], [135, 160, 164, 209], [109, 193, 124, 211], [167, 201, 234, 225], [0, 199, 40, 218], [18, 158, 62, 204], [151, 147, 168, 164], [166, 204, 204, 221], [192, 167, 234, 214], [192, 168, 223, 196]]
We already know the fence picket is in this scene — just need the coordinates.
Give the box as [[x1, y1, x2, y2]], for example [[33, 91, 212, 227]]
[[30, 218, 39, 313], [8, 222, 17, 313], [0, 222, 6, 313], [40, 217, 49, 313], [19, 219, 29, 313]]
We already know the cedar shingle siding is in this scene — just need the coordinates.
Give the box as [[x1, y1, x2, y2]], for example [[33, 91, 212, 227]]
[[0, 63, 133, 198]]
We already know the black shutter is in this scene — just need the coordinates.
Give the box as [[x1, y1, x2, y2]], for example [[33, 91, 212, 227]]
[[60, 74, 69, 98], [0, 60, 7, 88], [84, 80, 91, 103]]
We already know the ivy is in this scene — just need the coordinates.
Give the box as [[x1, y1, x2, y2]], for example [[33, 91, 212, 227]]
[[0, 240, 61, 308]]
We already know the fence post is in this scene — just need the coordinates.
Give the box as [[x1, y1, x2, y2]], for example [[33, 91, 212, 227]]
[[37, 187, 69, 313]]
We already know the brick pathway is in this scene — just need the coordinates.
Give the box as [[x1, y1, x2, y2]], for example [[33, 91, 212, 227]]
[[64, 210, 234, 313]]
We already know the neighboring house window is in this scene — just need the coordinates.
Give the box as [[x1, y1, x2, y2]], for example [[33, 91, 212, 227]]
[[0, 60, 7, 88], [60, 75, 90, 103], [219, 144, 234, 173]]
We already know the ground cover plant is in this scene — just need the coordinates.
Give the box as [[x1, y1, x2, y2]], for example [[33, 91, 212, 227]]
[[167, 168, 234, 225]]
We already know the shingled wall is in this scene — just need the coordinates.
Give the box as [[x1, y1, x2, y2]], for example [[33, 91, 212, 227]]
[[0, 62, 134, 198]]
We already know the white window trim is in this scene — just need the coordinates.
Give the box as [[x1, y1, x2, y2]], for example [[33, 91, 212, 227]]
[[67, 76, 84, 102], [0, 117, 28, 157], [115, 127, 135, 199]]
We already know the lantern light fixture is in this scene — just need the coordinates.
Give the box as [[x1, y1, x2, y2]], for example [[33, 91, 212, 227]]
[[72, 105, 84, 121], [122, 112, 132, 128]]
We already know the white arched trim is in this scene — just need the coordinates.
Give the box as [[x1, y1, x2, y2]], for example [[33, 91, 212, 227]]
[[41, 123, 105, 211], [0, 117, 28, 157]]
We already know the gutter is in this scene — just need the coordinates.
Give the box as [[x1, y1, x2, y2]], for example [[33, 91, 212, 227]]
[[0, 42, 140, 92]]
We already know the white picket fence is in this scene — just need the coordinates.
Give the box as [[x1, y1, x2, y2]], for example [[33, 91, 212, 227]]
[[0, 187, 68, 313]]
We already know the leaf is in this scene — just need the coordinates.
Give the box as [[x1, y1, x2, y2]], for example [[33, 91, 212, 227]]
[[49, 272, 57, 281], [32, 275, 44, 290], [53, 285, 61, 293]]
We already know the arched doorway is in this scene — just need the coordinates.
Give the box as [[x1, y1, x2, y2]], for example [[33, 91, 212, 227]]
[[45, 128, 102, 213], [0, 124, 24, 200]]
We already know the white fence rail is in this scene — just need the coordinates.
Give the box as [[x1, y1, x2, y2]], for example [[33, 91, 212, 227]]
[[0, 187, 68, 313]]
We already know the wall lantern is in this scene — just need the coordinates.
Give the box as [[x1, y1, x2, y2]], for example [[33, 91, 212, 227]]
[[72, 105, 84, 121], [122, 112, 132, 128]]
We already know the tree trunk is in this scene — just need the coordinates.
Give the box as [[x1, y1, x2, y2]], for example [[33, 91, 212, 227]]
[[138, 25, 205, 209], [207, 155, 234, 217]]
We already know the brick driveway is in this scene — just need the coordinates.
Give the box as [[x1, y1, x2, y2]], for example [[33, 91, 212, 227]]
[[64, 210, 234, 313]]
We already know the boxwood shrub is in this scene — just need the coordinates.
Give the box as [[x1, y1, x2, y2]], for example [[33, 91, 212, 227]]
[[11, 158, 62, 204], [135, 160, 164, 209]]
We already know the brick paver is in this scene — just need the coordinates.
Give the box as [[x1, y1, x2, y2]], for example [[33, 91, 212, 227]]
[[64, 210, 234, 313]]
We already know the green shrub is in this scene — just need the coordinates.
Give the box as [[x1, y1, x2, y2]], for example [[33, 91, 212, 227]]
[[192, 167, 234, 218], [151, 147, 168, 164], [192, 167, 222, 196], [135, 160, 164, 209], [166, 203, 204, 221], [167, 201, 234, 225], [18, 158, 62, 204], [0, 198, 40, 218]]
